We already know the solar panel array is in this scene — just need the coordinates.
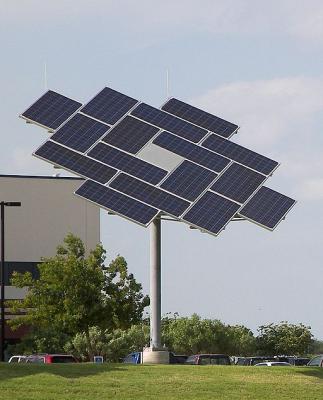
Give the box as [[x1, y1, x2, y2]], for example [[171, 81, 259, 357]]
[[20, 86, 296, 235]]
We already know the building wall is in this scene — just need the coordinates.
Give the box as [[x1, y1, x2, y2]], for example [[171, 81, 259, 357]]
[[0, 175, 99, 261], [0, 175, 100, 342]]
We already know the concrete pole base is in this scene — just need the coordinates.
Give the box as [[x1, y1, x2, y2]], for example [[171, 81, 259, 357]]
[[142, 347, 170, 364]]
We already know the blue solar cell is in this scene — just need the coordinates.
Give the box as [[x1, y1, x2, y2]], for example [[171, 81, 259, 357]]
[[239, 186, 296, 230], [21, 90, 82, 130], [202, 134, 278, 175], [210, 163, 266, 204], [51, 113, 109, 153], [153, 131, 230, 173], [75, 180, 158, 226], [102, 116, 159, 154], [131, 103, 207, 143], [161, 160, 217, 201], [162, 98, 238, 138], [88, 142, 167, 185], [183, 191, 241, 236], [81, 87, 138, 125], [34, 140, 117, 184], [110, 173, 190, 217]]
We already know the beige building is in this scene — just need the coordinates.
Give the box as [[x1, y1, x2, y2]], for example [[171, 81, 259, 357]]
[[0, 175, 100, 344]]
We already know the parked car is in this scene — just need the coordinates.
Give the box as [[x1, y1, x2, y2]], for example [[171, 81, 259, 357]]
[[8, 355, 28, 363], [123, 352, 142, 364], [185, 354, 231, 365], [307, 355, 323, 367], [286, 357, 310, 366], [236, 357, 277, 366], [255, 362, 292, 367], [25, 354, 77, 363], [169, 353, 188, 364]]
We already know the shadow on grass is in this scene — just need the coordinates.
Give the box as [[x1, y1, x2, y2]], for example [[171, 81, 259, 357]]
[[0, 362, 127, 382], [295, 367, 323, 380]]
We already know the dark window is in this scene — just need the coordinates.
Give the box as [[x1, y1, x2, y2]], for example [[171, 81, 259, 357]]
[[5, 262, 40, 285], [199, 357, 211, 365], [210, 357, 230, 365], [51, 356, 76, 363]]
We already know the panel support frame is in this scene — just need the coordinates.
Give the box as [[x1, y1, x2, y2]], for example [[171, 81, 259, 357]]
[[149, 217, 162, 349]]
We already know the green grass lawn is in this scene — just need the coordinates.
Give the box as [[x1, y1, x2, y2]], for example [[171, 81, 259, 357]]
[[0, 363, 323, 400]]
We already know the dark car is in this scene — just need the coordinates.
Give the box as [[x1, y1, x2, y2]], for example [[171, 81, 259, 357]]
[[307, 355, 323, 367], [185, 354, 231, 365], [123, 351, 188, 364], [287, 357, 310, 366], [26, 354, 77, 363], [169, 353, 188, 364]]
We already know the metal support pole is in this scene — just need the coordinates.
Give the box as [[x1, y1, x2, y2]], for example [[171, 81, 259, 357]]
[[0, 202, 5, 362], [150, 217, 161, 349]]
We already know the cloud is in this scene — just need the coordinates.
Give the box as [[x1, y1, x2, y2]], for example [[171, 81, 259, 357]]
[[191, 76, 323, 148], [190, 76, 323, 201]]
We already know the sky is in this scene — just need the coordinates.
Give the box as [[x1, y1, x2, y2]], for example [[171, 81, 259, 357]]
[[1, 0, 323, 337]]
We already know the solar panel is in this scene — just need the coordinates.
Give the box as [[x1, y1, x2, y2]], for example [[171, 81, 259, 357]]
[[183, 191, 241, 236], [239, 186, 296, 230], [51, 113, 109, 153], [110, 173, 190, 217], [75, 180, 159, 226], [162, 98, 238, 138], [102, 116, 159, 154], [202, 134, 279, 175], [21, 90, 82, 130], [21, 85, 295, 236], [210, 163, 266, 204], [131, 103, 207, 143], [34, 140, 117, 184], [88, 142, 167, 185], [160, 160, 217, 201], [153, 131, 230, 173], [81, 87, 138, 125]]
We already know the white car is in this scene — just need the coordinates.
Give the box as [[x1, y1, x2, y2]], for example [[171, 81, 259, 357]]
[[255, 361, 292, 367], [8, 355, 28, 363]]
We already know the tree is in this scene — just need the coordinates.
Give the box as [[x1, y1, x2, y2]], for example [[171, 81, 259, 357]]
[[66, 324, 150, 361], [225, 325, 256, 356], [9, 234, 107, 357], [8, 234, 149, 359], [256, 322, 313, 355], [162, 314, 257, 355], [102, 255, 149, 330], [310, 339, 323, 355], [162, 314, 229, 354]]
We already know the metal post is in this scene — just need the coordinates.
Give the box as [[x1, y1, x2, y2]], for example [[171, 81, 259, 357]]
[[150, 217, 161, 349], [0, 202, 5, 362]]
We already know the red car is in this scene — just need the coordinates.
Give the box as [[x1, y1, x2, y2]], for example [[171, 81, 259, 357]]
[[26, 354, 77, 363]]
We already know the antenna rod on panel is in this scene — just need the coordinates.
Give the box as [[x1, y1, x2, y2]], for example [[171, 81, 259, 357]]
[[44, 62, 48, 91], [166, 68, 170, 99]]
